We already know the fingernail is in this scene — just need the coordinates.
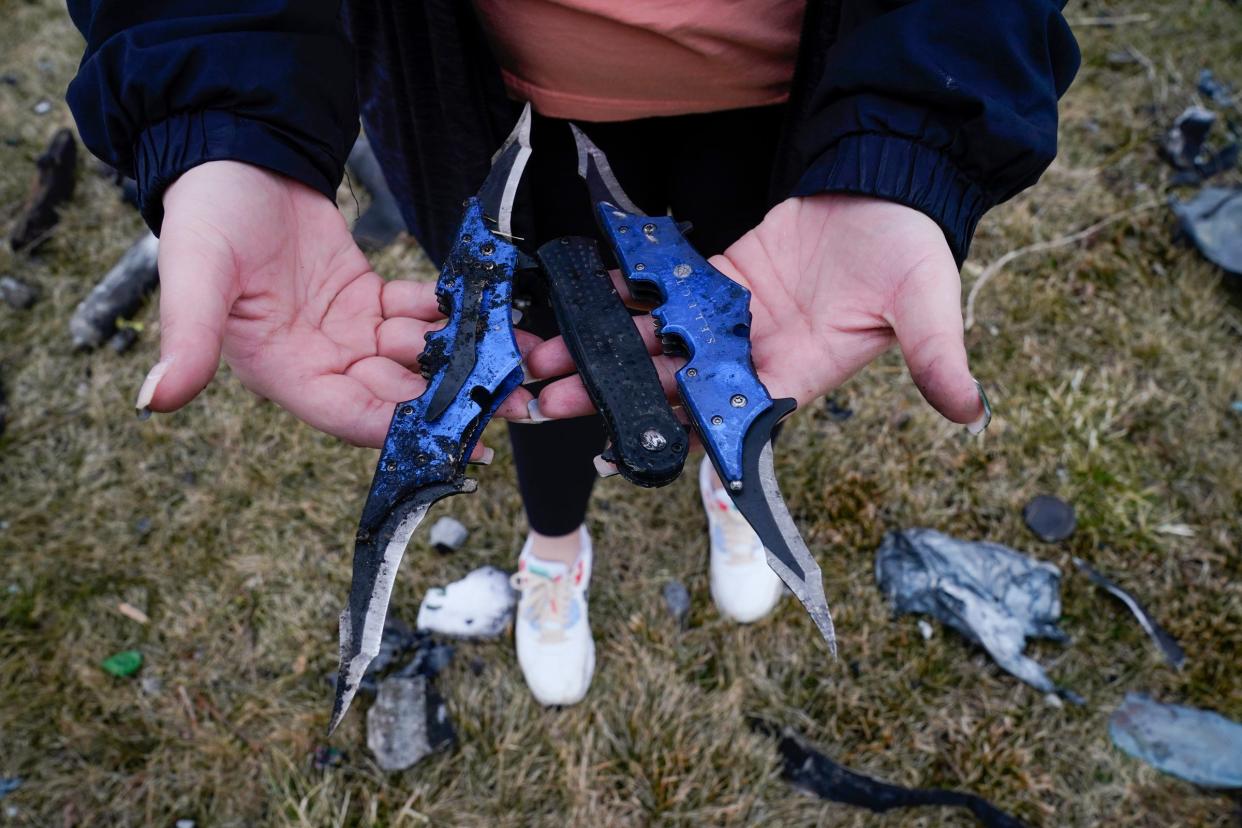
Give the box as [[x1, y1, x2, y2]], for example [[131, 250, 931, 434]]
[[526, 399, 553, 423], [966, 378, 992, 435], [521, 361, 535, 384], [468, 446, 495, 466], [135, 356, 174, 412]]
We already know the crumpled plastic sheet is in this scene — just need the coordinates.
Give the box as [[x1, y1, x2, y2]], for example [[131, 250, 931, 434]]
[[1110, 694, 1242, 788], [876, 529, 1078, 701], [1171, 187, 1242, 277]]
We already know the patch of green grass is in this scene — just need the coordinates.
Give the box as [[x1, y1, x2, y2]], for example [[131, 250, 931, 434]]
[[2, 0, 1241, 825]]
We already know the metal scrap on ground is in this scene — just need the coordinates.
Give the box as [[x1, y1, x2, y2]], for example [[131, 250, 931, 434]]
[[1072, 557, 1186, 669], [771, 727, 1025, 827], [68, 231, 159, 350], [662, 580, 690, 627], [1109, 693, 1242, 789], [1159, 106, 1238, 185], [428, 516, 468, 554], [0, 276, 39, 310], [415, 566, 517, 638], [875, 528, 1080, 702]]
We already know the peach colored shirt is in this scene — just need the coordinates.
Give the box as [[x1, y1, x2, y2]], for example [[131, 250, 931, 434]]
[[472, 0, 806, 122]]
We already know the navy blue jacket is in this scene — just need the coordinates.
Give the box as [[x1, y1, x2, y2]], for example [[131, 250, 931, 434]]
[[67, 1, 1079, 266]]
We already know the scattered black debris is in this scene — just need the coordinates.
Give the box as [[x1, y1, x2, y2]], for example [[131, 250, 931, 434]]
[[0, 778, 20, 799], [326, 621, 454, 699], [1198, 69, 1234, 107], [68, 231, 159, 350], [1022, 495, 1076, 542], [1110, 693, 1242, 788], [428, 516, 468, 554], [311, 745, 345, 771], [347, 133, 406, 252], [0, 276, 39, 310], [0, 73, 17, 86], [365, 675, 455, 772], [1171, 186, 1242, 277], [0, 378, 7, 441], [823, 394, 854, 422], [876, 529, 1080, 702], [662, 580, 691, 626], [10, 128, 76, 251], [768, 727, 1024, 827], [1073, 557, 1185, 669], [1159, 106, 1238, 185]]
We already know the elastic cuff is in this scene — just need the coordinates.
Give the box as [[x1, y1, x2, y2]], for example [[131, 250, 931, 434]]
[[134, 110, 342, 235], [793, 133, 990, 265]]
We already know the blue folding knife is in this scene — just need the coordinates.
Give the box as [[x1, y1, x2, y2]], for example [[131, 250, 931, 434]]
[[329, 106, 533, 732], [571, 126, 837, 655]]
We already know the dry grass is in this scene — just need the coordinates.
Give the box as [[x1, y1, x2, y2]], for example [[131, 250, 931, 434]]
[[2, 1, 1241, 825]]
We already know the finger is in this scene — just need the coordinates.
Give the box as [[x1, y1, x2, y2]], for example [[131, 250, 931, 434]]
[[536, 353, 681, 419], [140, 229, 236, 413], [524, 313, 662, 380], [889, 263, 984, 425], [380, 279, 444, 321]]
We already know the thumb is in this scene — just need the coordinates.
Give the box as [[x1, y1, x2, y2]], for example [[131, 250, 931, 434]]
[[135, 225, 238, 414], [889, 260, 989, 431]]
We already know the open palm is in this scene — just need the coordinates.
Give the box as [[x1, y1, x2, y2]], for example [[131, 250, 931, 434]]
[[144, 161, 536, 449], [526, 194, 986, 427]]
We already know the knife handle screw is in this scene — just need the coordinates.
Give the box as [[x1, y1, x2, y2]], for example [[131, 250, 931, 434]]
[[642, 223, 656, 234], [481, 242, 495, 255], [384, 460, 397, 471], [730, 395, 747, 407], [634, 263, 645, 271], [711, 415, 724, 426], [729, 480, 742, 491], [400, 405, 413, 416], [686, 368, 698, 378]]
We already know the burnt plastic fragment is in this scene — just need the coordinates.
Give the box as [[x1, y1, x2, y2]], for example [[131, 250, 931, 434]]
[[767, 726, 1025, 827], [10, 128, 76, 251], [1022, 495, 1076, 542]]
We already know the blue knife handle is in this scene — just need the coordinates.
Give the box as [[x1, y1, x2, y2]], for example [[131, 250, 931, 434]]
[[358, 199, 524, 537], [594, 206, 772, 487]]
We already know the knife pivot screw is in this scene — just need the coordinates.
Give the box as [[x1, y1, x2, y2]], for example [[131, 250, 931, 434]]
[[618, 225, 629, 233], [643, 223, 656, 234], [730, 395, 747, 408], [673, 264, 692, 278], [711, 415, 724, 426], [640, 429, 667, 451], [634, 263, 645, 271], [481, 242, 495, 255], [729, 480, 742, 491], [400, 405, 414, 416], [384, 460, 397, 472]]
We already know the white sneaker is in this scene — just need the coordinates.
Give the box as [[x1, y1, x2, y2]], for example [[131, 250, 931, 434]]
[[700, 456, 784, 623], [510, 527, 595, 706]]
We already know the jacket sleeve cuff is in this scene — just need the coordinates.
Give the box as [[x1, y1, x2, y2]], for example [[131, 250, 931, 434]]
[[792, 133, 990, 266], [134, 109, 343, 234]]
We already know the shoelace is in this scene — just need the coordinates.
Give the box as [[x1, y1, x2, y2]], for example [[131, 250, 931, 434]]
[[510, 567, 573, 629]]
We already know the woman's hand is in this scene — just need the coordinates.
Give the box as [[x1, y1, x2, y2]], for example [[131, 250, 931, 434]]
[[137, 161, 540, 450], [526, 193, 988, 430]]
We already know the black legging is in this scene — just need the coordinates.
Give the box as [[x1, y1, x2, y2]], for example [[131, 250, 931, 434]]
[[509, 105, 785, 536]]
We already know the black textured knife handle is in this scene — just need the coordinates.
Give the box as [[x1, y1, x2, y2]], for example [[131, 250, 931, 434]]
[[537, 236, 687, 487]]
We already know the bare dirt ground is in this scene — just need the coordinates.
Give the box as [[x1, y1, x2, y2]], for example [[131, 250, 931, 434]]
[[1, 1, 1240, 825]]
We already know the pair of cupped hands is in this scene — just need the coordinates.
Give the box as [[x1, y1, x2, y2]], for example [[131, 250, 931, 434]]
[[136, 160, 988, 457]]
